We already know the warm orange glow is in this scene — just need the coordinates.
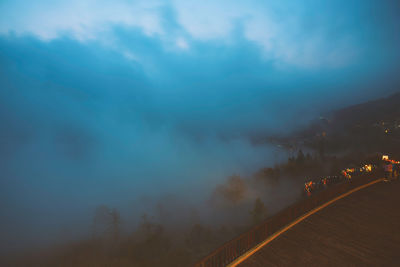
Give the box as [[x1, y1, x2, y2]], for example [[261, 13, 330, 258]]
[[364, 165, 372, 172]]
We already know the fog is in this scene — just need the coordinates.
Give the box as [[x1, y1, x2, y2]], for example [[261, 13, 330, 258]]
[[1, 0, 400, 257]]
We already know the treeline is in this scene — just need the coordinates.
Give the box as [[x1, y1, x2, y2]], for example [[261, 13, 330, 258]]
[[3, 191, 269, 267], [3, 150, 384, 267]]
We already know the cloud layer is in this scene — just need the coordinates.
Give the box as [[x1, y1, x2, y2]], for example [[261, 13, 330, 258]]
[[3, 0, 397, 68], [1, 0, 400, 251]]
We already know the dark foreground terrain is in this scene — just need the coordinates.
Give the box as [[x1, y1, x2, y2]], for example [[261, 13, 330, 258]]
[[240, 179, 400, 266]]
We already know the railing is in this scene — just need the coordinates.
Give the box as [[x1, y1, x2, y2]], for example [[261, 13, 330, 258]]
[[194, 171, 382, 267]]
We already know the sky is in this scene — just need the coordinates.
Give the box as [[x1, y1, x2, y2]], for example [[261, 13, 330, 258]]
[[1, 0, 400, 251]]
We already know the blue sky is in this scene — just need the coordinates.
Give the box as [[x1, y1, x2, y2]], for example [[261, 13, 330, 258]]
[[1, 0, 400, 250]]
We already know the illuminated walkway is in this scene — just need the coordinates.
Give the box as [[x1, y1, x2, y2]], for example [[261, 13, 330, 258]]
[[239, 180, 400, 266]]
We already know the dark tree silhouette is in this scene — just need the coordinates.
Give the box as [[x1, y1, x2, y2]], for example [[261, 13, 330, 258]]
[[296, 149, 305, 164], [250, 198, 267, 225]]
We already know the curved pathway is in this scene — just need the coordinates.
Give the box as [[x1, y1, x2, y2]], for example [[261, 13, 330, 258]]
[[238, 180, 400, 266]]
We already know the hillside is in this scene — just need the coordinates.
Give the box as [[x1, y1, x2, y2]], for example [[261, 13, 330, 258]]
[[278, 92, 400, 158]]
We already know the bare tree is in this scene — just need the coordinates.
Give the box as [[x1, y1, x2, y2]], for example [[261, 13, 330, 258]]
[[92, 205, 120, 241]]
